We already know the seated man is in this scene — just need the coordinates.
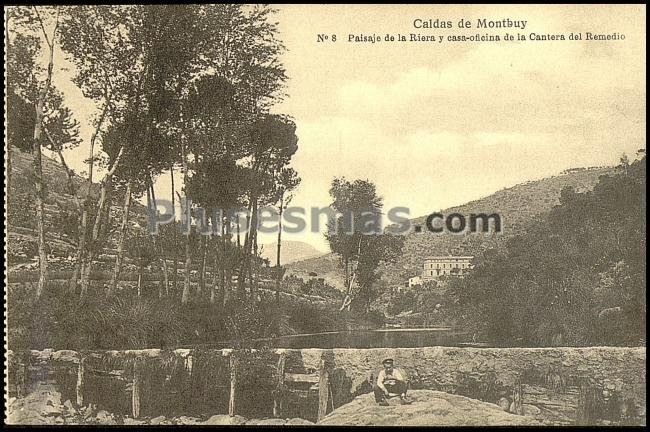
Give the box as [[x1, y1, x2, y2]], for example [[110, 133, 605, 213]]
[[373, 358, 413, 406]]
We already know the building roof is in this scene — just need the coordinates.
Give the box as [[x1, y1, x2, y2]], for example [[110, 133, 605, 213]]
[[424, 256, 474, 260]]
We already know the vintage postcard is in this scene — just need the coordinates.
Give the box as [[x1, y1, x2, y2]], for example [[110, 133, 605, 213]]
[[4, 4, 646, 426]]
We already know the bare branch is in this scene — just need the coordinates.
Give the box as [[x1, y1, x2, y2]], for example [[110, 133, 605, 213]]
[[44, 126, 82, 211], [32, 6, 53, 49]]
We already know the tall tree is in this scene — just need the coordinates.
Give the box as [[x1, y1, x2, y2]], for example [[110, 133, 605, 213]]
[[274, 168, 300, 305], [235, 115, 298, 300], [326, 178, 404, 312], [61, 6, 179, 296], [19, 7, 60, 297], [60, 5, 137, 296]]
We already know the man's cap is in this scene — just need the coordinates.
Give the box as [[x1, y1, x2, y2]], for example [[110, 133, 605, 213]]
[[382, 358, 394, 365]]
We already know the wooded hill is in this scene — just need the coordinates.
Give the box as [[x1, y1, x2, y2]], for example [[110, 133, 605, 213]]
[[286, 166, 615, 290]]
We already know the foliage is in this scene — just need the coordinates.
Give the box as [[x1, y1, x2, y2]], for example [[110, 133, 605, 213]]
[[326, 177, 405, 311], [450, 156, 646, 346], [7, 5, 309, 349], [282, 274, 344, 299]]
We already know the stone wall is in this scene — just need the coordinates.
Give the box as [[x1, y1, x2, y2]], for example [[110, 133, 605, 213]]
[[285, 347, 644, 394], [8, 346, 646, 422]]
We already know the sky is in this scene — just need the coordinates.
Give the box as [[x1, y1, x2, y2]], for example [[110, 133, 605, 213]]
[[39, 4, 646, 252]]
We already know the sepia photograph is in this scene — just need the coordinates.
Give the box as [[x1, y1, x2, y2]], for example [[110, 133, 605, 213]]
[[4, 4, 646, 426]]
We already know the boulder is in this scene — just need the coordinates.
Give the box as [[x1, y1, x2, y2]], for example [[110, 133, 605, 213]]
[[123, 418, 146, 425], [149, 415, 166, 425], [255, 418, 287, 425], [175, 416, 202, 425], [286, 418, 315, 425], [318, 390, 541, 426], [95, 410, 116, 425], [497, 397, 511, 412], [522, 404, 541, 417], [203, 414, 247, 425]]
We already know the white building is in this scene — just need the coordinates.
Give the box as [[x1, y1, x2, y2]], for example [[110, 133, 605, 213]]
[[422, 256, 473, 281], [408, 275, 423, 287]]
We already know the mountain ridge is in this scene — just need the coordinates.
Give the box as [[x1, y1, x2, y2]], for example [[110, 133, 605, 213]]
[[259, 240, 325, 265], [286, 166, 616, 290]]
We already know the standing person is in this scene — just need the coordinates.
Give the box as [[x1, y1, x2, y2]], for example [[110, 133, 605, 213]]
[[374, 358, 413, 406]]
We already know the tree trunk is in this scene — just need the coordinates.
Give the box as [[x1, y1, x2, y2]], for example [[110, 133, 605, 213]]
[[210, 256, 218, 304], [173, 250, 179, 297], [149, 180, 168, 297], [317, 359, 331, 421], [132, 359, 141, 418], [251, 199, 259, 304], [236, 217, 241, 248], [228, 354, 238, 417], [137, 263, 143, 297], [237, 199, 257, 298], [78, 142, 123, 298], [181, 197, 192, 304], [80, 176, 113, 297], [170, 165, 178, 294], [275, 193, 284, 305], [220, 221, 227, 305], [76, 357, 85, 407], [210, 216, 222, 304], [73, 100, 110, 297], [180, 117, 192, 305], [198, 235, 208, 296], [225, 269, 232, 306], [32, 26, 57, 299], [181, 236, 192, 304], [109, 180, 132, 296]]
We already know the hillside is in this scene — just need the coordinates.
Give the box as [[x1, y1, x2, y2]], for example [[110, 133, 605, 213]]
[[259, 240, 324, 265], [286, 167, 615, 290], [7, 147, 148, 268]]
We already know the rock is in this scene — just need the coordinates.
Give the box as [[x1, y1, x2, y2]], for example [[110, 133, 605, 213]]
[[176, 415, 202, 425], [83, 405, 95, 419], [318, 390, 540, 426], [497, 398, 511, 412], [63, 400, 77, 415], [202, 414, 247, 425], [522, 404, 541, 417], [123, 418, 146, 425], [95, 410, 116, 425], [149, 415, 166, 425], [286, 418, 315, 425], [41, 404, 61, 416], [255, 418, 287, 425]]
